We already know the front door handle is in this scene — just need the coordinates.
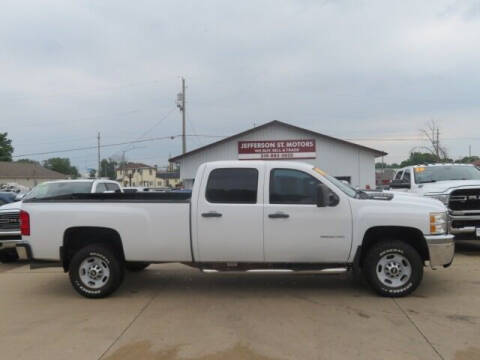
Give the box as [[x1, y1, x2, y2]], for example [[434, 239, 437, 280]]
[[202, 211, 222, 218], [268, 212, 289, 219]]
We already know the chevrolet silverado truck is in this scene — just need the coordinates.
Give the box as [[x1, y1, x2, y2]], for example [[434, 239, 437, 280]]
[[15, 161, 454, 298], [390, 164, 480, 240], [0, 179, 122, 262]]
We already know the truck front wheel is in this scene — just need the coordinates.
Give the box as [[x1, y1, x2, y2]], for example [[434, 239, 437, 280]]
[[69, 244, 124, 298], [363, 240, 423, 297]]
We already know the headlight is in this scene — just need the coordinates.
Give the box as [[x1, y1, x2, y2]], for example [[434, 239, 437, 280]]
[[425, 194, 449, 205], [430, 212, 447, 235]]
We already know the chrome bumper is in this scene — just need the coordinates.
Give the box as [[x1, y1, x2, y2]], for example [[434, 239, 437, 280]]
[[0, 240, 31, 260], [424, 234, 455, 269]]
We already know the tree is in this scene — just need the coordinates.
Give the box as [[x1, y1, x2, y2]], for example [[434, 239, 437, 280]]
[[418, 120, 448, 161], [43, 158, 79, 178], [99, 158, 117, 179], [16, 158, 40, 165], [0, 132, 14, 161], [399, 152, 443, 167], [455, 156, 480, 164]]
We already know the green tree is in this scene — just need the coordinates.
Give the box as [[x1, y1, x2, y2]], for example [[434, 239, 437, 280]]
[[455, 156, 480, 164], [0, 132, 14, 161], [399, 152, 440, 167], [16, 158, 40, 165], [99, 158, 117, 179], [43, 158, 79, 178]]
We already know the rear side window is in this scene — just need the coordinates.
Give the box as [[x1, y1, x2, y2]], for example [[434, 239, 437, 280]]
[[95, 183, 107, 193], [105, 183, 120, 191], [206, 168, 258, 204], [403, 170, 411, 182], [394, 171, 404, 180], [270, 169, 320, 204]]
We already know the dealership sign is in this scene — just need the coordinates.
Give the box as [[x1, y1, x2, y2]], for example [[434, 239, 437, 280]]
[[238, 139, 316, 160]]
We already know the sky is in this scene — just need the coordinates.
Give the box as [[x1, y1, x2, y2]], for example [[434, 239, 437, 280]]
[[1, 0, 480, 173]]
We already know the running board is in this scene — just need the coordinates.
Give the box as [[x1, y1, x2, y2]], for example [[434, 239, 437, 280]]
[[201, 268, 348, 274]]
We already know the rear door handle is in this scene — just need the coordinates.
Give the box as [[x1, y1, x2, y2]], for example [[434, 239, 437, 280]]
[[268, 212, 290, 219], [201, 211, 222, 218]]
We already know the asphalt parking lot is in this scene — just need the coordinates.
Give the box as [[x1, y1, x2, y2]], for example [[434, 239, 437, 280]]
[[0, 242, 479, 360]]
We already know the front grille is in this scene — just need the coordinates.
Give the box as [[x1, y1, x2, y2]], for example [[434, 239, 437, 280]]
[[449, 189, 480, 211], [0, 211, 20, 232], [451, 220, 480, 228]]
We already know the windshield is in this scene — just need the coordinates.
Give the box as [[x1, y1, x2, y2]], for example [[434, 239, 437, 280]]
[[313, 168, 357, 198], [414, 166, 480, 184], [23, 182, 93, 200]]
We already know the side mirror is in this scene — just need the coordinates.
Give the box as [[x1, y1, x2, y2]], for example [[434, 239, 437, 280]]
[[316, 184, 338, 207]]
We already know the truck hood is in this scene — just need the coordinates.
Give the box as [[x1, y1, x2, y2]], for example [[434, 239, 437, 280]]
[[417, 180, 480, 195], [0, 201, 22, 211], [372, 191, 447, 212]]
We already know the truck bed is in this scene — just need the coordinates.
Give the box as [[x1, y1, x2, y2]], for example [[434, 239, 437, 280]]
[[23, 192, 193, 262], [23, 191, 192, 203]]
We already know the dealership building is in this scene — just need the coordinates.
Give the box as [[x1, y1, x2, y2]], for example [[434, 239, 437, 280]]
[[169, 120, 387, 189]]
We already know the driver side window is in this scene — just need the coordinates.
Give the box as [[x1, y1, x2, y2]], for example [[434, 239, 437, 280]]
[[270, 169, 320, 204]]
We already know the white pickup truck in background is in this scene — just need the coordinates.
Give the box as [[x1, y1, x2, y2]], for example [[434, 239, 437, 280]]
[[0, 179, 122, 262], [15, 161, 454, 298], [390, 164, 480, 240]]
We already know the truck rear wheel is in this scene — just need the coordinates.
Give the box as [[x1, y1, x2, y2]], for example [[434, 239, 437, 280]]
[[69, 244, 124, 298], [363, 240, 423, 297]]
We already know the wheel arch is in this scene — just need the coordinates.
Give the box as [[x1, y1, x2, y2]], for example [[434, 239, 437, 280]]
[[359, 226, 429, 266], [62, 226, 125, 272]]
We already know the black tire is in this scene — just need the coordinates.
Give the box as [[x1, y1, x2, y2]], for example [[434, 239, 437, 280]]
[[69, 244, 124, 298], [125, 262, 150, 272], [363, 240, 423, 297]]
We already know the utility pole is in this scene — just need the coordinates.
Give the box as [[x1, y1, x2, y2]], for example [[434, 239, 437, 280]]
[[176, 77, 186, 154], [97, 132, 101, 178], [435, 127, 440, 161], [469, 145, 472, 158]]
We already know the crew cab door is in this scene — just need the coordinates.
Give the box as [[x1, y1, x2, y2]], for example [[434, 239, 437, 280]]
[[263, 166, 352, 263], [195, 164, 264, 262]]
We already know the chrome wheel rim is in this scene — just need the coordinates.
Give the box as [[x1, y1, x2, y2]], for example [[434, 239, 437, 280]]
[[376, 253, 412, 288], [79, 256, 110, 289]]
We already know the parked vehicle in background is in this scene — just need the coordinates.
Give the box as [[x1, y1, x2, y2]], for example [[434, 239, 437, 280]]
[[18, 161, 453, 298], [0, 192, 17, 206], [390, 164, 480, 240], [0, 179, 122, 262]]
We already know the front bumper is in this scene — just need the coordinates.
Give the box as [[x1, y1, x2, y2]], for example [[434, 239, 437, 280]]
[[448, 212, 480, 239], [424, 234, 455, 269]]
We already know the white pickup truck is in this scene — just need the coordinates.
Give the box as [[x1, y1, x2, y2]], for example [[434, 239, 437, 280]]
[[390, 164, 480, 240], [15, 161, 454, 298]]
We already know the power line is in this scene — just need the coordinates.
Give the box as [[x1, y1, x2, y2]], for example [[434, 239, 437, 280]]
[[12, 134, 226, 158], [119, 107, 177, 156]]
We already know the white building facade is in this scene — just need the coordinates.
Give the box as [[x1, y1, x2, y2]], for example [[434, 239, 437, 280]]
[[170, 121, 386, 189]]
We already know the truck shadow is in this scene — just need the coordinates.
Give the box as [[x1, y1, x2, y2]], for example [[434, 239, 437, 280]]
[[39, 265, 451, 299], [455, 240, 480, 255]]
